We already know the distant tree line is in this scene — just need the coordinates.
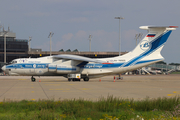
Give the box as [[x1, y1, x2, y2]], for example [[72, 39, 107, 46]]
[[169, 63, 180, 65], [155, 61, 180, 66]]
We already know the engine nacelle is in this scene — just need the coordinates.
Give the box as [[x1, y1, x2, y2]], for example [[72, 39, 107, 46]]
[[48, 64, 57, 72], [56, 65, 80, 74], [48, 64, 80, 74]]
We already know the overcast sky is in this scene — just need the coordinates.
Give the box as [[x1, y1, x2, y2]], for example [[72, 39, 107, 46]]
[[0, 0, 180, 63]]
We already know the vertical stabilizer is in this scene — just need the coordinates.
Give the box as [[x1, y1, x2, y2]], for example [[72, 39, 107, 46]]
[[122, 26, 177, 67]]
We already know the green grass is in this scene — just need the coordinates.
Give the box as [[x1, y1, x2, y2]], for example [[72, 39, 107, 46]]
[[0, 95, 180, 120], [171, 71, 180, 74]]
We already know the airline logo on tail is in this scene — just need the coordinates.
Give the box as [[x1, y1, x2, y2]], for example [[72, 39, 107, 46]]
[[140, 40, 151, 51]]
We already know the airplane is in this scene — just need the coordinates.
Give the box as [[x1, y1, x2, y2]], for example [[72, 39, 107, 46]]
[[1, 26, 178, 82]]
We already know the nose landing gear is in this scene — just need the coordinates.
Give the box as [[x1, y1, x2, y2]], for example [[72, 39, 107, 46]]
[[31, 76, 36, 82]]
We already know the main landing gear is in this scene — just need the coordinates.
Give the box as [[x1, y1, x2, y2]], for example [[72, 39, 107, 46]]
[[83, 77, 89, 82], [31, 76, 36, 82], [67, 77, 89, 82], [68, 78, 80, 82]]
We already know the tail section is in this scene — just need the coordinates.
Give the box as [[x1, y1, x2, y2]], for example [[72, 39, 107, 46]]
[[122, 26, 177, 67]]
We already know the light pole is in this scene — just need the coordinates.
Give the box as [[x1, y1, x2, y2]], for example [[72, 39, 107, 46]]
[[0, 25, 2, 30], [115, 17, 124, 56], [88, 35, 92, 51], [3, 31, 8, 63], [28, 37, 32, 52], [48, 32, 54, 56], [134, 33, 143, 46], [139, 33, 143, 43]]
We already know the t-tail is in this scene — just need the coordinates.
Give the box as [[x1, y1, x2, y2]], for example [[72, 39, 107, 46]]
[[120, 26, 178, 68]]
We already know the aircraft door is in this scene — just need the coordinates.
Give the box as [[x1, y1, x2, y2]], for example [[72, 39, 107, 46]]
[[29, 64, 36, 73], [29, 69, 35, 73]]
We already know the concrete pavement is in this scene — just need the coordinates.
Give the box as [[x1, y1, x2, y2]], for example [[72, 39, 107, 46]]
[[0, 75, 180, 101]]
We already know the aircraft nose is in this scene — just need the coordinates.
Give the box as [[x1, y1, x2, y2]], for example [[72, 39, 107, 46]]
[[1, 65, 6, 71]]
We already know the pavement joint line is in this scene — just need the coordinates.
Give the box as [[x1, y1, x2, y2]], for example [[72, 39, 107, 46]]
[[38, 82, 49, 99], [0, 81, 19, 99]]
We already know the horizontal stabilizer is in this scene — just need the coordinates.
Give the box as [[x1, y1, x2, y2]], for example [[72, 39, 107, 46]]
[[139, 26, 178, 30]]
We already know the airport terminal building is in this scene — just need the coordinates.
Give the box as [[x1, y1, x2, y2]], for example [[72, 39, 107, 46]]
[[0, 28, 28, 62]]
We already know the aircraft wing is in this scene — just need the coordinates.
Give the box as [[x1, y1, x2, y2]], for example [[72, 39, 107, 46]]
[[53, 54, 106, 63]]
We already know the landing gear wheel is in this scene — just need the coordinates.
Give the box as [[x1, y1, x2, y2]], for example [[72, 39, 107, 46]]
[[31, 76, 36, 82], [68, 78, 81, 82], [68, 78, 72, 82], [83, 77, 89, 82]]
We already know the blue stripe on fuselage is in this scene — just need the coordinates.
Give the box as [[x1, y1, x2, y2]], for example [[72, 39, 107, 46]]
[[48, 67, 56, 70], [83, 63, 124, 69], [6, 63, 48, 69], [135, 59, 163, 65], [57, 68, 76, 71]]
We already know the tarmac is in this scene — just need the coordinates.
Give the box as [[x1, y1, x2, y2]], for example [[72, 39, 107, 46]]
[[0, 74, 180, 101]]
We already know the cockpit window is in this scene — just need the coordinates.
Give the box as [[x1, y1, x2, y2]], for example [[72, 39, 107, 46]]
[[9, 60, 17, 64]]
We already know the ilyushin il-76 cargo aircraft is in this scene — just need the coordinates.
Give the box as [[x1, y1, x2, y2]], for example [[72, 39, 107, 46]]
[[1, 26, 177, 82]]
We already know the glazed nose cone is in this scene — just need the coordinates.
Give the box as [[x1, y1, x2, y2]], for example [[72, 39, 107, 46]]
[[1, 65, 6, 71]]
